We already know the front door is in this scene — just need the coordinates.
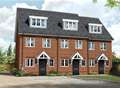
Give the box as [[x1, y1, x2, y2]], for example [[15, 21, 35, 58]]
[[73, 59, 79, 75], [39, 59, 47, 76], [98, 60, 104, 74]]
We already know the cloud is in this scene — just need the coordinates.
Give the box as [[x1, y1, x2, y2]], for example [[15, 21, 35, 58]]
[[42, 0, 120, 56], [0, 3, 38, 49]]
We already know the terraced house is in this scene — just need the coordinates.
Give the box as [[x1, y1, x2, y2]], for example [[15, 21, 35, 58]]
[[15, 8, 113, 76]]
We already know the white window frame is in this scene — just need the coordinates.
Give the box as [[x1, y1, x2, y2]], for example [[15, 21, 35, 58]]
[[29, 16, 48, 28], [60, 59, 69, 67], [60, 39, 69, 48], [89, 23, 102, 34], [25, 37, 35, 47], [42, 38, 51, 48], [75, 40, 82, 49], [25, 58, 34, 67], [63, 19, 78, 31], [100, 42, 107, 50], [80, 60, 86, 67], [88, 42, 95, 50], [49, 59, 54, 67], [89, 59, 95, 67]]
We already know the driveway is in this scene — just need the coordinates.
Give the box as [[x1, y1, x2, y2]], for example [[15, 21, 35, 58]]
[[0, 75, 119, 88]]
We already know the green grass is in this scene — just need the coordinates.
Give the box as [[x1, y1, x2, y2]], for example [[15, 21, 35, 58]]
[[72, 75, 120, 82]]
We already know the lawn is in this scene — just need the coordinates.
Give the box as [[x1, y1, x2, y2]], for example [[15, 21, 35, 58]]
[[72, 75, 120, 82]]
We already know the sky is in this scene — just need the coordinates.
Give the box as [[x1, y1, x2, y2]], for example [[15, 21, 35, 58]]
[[0, 0, 120, 56]]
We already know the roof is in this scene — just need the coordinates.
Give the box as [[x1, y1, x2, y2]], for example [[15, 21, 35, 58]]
[[16, 8, 113, 41]]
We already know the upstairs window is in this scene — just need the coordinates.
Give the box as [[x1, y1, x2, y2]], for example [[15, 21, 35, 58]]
[[88, 41, 95, 50], [100, 42, 107, 50], [25, 37, 35, 47], [60, 39, 69, 48], [63, 19, 78, 31], [75, 40, 82, 49], [42, 38, 51, 48], [89, 23, 102, 34], [29, 16, 48, 28]]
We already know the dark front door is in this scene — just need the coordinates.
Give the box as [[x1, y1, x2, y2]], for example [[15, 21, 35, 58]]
[[98, 60, 104, 74], [73, 59, 79, 75], [39, 59, 47, 76]]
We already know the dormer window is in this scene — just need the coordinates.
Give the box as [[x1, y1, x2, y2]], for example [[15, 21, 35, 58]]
[[29, 16, 48, 28], [63, 19, 78, 31], [88, 23, 102, 34]]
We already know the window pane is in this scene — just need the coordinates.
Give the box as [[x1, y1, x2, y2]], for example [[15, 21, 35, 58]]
[[31, 59, 33, 66], [41, 19, 45, 26], [65, 60, 68, 66], [61, 60, 64, 66], [32, 18, 36, 25], [82, 60, 85, 66], [37, 19, 40, 26], [50, 59, 53, 66]]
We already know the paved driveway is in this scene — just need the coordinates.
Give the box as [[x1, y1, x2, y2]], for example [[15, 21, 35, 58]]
[[0, 75, 119, 88]]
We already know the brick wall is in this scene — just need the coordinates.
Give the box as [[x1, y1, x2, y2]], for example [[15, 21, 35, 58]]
[[16, 35, 112, 75]]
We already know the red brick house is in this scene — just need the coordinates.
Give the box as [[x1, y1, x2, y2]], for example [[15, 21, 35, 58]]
[[15, 8, 113, 76]]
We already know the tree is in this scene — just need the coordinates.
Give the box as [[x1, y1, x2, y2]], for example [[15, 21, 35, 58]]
[[93, 0, 120, 8], [7, 44, 12, 56], [0, 48, 7, 64]]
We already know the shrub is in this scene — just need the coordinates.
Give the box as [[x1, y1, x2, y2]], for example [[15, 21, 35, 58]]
[[11, 68, 25, 77], [48, 71, 61, 76]]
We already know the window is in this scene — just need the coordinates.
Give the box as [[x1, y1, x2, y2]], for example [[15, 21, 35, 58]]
[[25, 58, 34, 67], [63, 19, 78, 31], [29, 16, 48, 28], [100, 42, 107, 50], [80, 60, 86, 66], [61, 59, 69, 67], [89, 59, 95, 67], [60, 39, 69, 48], [89, 23, 102, 34], [75, 40, 82, 49], [49, 59, 54, 66], [88, 42, 95, 50], [42, 38, 51, 48], [25, 37, 35, 47]]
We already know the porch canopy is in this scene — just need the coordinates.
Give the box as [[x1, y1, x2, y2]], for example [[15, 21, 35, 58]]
[[37, 51, 50, 60], [72, 52, 83, 60], [97, 53, 108, 61]]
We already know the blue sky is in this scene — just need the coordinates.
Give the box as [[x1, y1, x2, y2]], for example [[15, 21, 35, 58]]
[[0, 0, 120, 56], [0, 0, 43, 8]]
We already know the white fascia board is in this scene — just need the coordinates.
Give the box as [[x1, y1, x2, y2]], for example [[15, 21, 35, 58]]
[[29, 15, 48, 19], [63, 19, 79, 22], [88, 23, 102, 26]]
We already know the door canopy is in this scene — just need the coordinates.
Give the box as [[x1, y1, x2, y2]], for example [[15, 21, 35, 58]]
[[72, 52, 83, 60], [97, 53, 108, 61], [37, 51, 50, 59]]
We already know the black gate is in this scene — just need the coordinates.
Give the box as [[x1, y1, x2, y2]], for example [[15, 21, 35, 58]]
[[98, 60, 104, 74], [73, 59, 79, 75], [39, 59, 47, 76]]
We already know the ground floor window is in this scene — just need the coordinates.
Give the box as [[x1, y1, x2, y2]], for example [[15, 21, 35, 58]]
[[80, 60, 86, 66], [61, 59, 69, 67], [25, 58, 34, 67], [49, 59, 54, 66], [89, 59, 95, 67]]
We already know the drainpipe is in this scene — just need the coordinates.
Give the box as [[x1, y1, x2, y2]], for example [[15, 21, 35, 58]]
[[56, 38, 59, 73], [87, 39, 89, 74]]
